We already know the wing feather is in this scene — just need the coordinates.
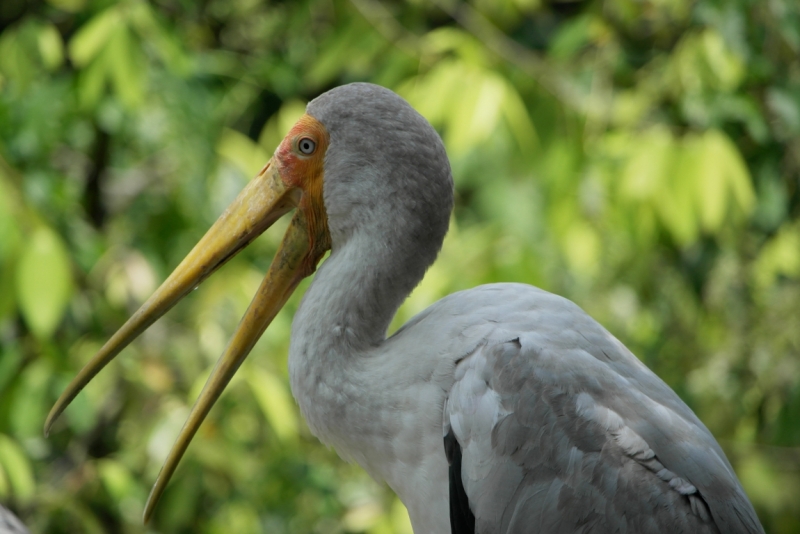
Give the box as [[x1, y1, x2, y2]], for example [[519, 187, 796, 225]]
[[440, 284, 763, 534]]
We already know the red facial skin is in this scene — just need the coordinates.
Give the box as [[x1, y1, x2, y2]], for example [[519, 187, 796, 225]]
[[273, 114, 332, 277]]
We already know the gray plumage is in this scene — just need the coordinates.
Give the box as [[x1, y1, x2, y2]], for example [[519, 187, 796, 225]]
[[0, 506, 28, 534], [287, 83, 764, 533]]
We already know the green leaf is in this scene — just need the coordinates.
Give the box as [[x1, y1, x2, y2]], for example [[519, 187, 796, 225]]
[[128, 1, 190, 75], [107, 26, 145, 109], [10, 359, 51, 438], [68, 7, 122, 67], [37, 23, 64, 71], [549, 14, 592, 61], [0, 463, 8, 498], [76, 52, 107, 109], [0, 434, 35, 503], [695, 131, 729, 232], [753, 223, 800, 289], [45, 0, 87, 13], [97, 459, 145, 522], [16, 226, 74, 338], [258, 100, 307, 152], [696, 129, 754, 232], [0, 179, 21, 320], [246, 366, 298, 442], [218, 128, 270, 178]]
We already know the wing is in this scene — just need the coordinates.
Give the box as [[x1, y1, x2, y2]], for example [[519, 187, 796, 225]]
[[440, 284, 763, 534]]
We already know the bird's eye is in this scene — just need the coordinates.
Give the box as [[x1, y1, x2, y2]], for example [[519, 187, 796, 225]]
[[298, 137, 316, 155]]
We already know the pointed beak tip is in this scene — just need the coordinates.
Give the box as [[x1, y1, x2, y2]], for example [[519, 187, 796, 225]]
[[43, 410, 58, 438]]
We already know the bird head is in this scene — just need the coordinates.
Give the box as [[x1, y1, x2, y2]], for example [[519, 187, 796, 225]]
[[44, 83, 452, 522]]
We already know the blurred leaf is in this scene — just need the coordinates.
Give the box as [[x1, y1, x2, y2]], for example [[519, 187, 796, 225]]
[[76, 51, 107, 109], [107, 26, 145, 109], [208, 501, 261, 534], [0, 435, 35, 503], [45, 0, 87, 13], [697, 129, 754, 230], [753, 223, 800, 289], [0, 179, 21, 319], [549, 14, 591, 61], [97, 459, 146, 523], [10, 359, 51, 438], [16, 226, 74, 338], [68, 6, 122, 67], [245, 366, 298, 442], [0, 463, 8, 498], [389, 498, 413, 534], [701, 29, 744, 91], [0, 345, 23, 395], [0, 25, 36, 88], [766, 88, 800, 136], [258, 100, 307, 152], [128, 1, 190, 75], [37, 23, 64, 71], [218, 128, 270, 178]]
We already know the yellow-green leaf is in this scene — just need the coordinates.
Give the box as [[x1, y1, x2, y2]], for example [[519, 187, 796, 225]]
[[218, 128, 270, 178], [37, 23, 64, 70], [0, 434, 35, 503], [69, 7, 122, 67], [107, 27, 145, 109], [45, 0, 87, 13], [16, 227, 74, 338], [245, 367, 298, 441]]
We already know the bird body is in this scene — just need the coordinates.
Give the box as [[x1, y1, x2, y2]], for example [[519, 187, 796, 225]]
[[48, 83, 764, 533], [291, 278, 761, 533]]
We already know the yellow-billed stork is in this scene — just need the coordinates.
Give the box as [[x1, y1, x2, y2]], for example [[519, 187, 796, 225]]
[[46, 83, 764, 533]]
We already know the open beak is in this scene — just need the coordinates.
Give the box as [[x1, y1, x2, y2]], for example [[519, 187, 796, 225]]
[[45, 151, 329, 522]]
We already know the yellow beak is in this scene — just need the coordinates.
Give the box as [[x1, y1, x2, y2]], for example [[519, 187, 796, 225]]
[[45, 156, 327, 523]]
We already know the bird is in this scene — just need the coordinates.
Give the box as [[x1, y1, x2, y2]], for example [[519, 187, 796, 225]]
[[45, 83, 764, 533]]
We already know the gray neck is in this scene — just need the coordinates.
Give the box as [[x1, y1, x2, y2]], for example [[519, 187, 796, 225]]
[[290, 221, 431, 358], [286, 219, 438, 459]]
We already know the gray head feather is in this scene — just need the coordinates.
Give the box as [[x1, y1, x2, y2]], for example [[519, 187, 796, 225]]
[[307, 83, 453, 258], [301, 83, 454, 345]]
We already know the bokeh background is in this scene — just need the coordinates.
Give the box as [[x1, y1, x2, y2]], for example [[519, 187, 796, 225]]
[[1, 0, 799, 532]]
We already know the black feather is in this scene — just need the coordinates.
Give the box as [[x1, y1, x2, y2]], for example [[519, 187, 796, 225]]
[[445, 430, 475, 534]]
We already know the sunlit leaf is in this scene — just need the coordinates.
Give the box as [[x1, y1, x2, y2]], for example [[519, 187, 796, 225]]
[[45, 0, 87, 13], [258, 100, 307, 152], [245, 366, 298, 442], [107, 27, 145, 109], [389, 498, 413, 534], [0, 434, 35, 503], [128, 1, 190, 75], [701, 29, 744, 92], [37, 23, 64, 71], [0, 179, 21, 319], [698, 129, 754, 231], [74, 53, 105, 109], [0, 463, 9, 498], [68, 7, 122, 67], [97, 459, 146, 523], [217, 128, 270, 178], [16, 226, 74, 338], [562, 219, 600, 278], [549, 14, 592, 60], [753, 223, 800, 289]]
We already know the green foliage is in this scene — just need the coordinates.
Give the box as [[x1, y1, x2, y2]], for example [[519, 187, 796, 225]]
[[0, 0, 798, 532]]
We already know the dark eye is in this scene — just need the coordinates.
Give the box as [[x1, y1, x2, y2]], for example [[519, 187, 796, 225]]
[[298, 137, 316, 155]]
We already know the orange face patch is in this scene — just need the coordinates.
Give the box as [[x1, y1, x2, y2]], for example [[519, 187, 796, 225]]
[[275, 114, 332, 276]]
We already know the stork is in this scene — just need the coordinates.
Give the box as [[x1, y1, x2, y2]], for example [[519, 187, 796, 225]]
[[46, 83, 764, 533]]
